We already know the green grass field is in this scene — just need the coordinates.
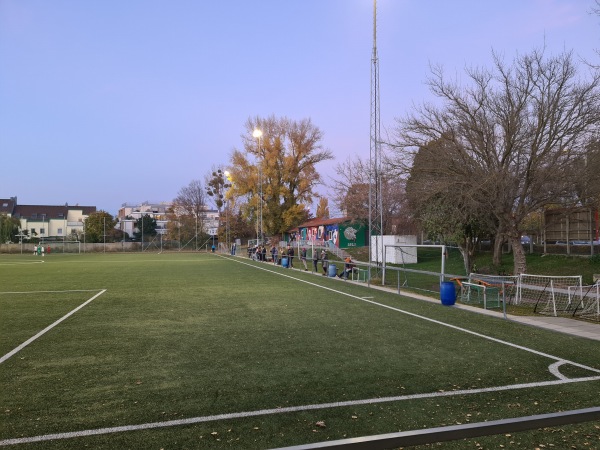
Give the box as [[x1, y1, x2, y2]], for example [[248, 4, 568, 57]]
[[1, 252, 599, 449]]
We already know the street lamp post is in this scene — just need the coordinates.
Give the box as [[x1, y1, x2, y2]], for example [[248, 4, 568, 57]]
[[224, 170, 232, 252], [252, 128, 263, 244]]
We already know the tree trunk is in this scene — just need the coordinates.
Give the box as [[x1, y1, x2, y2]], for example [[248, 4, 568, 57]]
[[492, 235, 503, 266], [459, 237, 477, 275], [510, 236, 527, 275]]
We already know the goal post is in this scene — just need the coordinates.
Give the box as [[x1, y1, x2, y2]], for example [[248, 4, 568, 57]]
[[43, 241, 81, 254], [381, 244, 448, 285], [517, 274, 582, 316]]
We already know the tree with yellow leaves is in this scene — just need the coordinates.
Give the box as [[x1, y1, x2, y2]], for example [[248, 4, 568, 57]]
[[227, 115, 333, 237]]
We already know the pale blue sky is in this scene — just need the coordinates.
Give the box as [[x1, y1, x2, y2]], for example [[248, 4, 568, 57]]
[[1, 0, 598, 215]]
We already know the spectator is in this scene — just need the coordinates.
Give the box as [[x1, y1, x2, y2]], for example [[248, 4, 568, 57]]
[[312, 248, 319, 272], [271, 245, 278, 264], [338, 256, 354, 280], [287, 246, 295, 268], [320, 250, 328, 275], [300, 247, 308, 271]]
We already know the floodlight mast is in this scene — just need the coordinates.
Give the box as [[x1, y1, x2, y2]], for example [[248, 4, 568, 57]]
[[369, 0, 383, 280], [252, 128, 263, 244]]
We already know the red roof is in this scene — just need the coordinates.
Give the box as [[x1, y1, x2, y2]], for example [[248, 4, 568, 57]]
[[295, 217, 351, 229]]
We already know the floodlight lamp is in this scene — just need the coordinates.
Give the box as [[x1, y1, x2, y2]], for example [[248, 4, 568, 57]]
[[252, 129, 263, 139]]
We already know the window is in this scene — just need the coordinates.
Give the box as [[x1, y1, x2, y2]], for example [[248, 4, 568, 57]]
[[31, 228, 35, 235], [40, 228, 45, 235], [58, 228, 63, 235]]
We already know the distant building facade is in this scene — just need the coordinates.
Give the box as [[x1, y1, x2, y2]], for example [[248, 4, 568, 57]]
[[117, 201, 219, 238], [0, 196, 96, 241]]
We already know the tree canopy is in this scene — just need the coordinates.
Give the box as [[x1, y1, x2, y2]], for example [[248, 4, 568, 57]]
[[227, 115, 333, 236], [85, 211, 117, 243], [393, 49, 600, 274]]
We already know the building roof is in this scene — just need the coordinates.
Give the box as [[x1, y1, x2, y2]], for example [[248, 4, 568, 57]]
[[296, 217, 352, 228], [0, 198, 16, 215], [12, 204, 96, 220]]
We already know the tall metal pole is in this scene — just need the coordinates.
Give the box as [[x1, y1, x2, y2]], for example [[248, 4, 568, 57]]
[[369, 0, 383, 278], [253, 128, 263, 244]]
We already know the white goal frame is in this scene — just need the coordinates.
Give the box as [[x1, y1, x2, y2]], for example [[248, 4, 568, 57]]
[[382, 244, 447, 285], [41, 241, 81, 254]]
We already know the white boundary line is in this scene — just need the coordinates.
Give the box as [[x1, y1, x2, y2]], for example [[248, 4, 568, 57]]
[[1, 257, 598, 446], [0, 289, 107, 365], [0, 260, 44, 266], [1, 375, 599, 447], [0, 289, 102, 295], [225, 256, 600, 376]]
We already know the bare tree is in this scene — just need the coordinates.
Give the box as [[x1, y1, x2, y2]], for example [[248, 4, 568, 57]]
[[394, 49, 600, 274], [168, 180, 208, 245], [331, 156, 410, 234]]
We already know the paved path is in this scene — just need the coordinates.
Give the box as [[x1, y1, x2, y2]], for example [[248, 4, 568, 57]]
[[369, 283, 600, 342], [265, 261, 600, 342]]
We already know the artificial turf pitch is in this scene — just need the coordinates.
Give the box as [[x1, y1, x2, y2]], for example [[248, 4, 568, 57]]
[[1, 252, 599, 449]]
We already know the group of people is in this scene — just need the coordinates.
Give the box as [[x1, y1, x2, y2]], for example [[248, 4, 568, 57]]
[[247, 243, 355, 279], [32, 244, 50, 256]]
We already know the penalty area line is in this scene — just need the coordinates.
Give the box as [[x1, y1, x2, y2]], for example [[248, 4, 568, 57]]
[[1, 375, 599, 447], [0, 289, 107, 365]]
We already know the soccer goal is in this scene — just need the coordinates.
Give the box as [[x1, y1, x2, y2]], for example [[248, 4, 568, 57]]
[[570, 283, 600, 322], [43, 241, 81, 254], [517, 274, 583, 316]]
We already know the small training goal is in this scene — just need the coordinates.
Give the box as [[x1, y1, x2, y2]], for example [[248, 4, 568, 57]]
[[570, 283, 600, 322], [517, 274, 582, 316]]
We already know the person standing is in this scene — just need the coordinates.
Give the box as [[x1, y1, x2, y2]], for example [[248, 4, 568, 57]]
[[320, 249, 327, 275], [312, 248, 319, 272], [271, 245, 278, 264], [287, 246, 295, 268], [300, 247, 308, 271]]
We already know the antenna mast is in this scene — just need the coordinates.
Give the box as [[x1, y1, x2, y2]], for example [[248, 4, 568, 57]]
[[369, 0, 383, 275]]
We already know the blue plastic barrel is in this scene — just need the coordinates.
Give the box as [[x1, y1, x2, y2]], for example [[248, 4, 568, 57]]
[[282, 257, 288, 268], [440, 281, 456, 305], [328, 264, 337, 277]]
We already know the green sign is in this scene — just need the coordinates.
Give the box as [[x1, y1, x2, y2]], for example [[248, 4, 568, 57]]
[[338, 222, 366, 248]]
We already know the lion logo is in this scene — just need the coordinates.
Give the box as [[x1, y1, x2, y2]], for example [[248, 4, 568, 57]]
[[343, 227, 357, 241]]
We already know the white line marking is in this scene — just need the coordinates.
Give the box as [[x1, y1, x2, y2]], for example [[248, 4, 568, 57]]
[[0, 260, 44, 266], [548, 361, 569, 380], [1, 375, 599, 447], [0, 290, 107, 364], [0, 289, 103, 295], [224, 257, 600, 376]]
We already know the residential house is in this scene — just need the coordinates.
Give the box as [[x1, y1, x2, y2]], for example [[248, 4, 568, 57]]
[[1, 196, 96, 241]]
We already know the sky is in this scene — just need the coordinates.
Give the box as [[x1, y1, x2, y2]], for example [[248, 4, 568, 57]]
[[1, 0, 598, 216]]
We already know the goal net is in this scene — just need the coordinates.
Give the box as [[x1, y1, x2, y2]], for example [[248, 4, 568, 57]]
[[461, 274, 519, 308], [570, 283, 600, 322], [517, 274, 582, 316], [44, 241, 81, 254]]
